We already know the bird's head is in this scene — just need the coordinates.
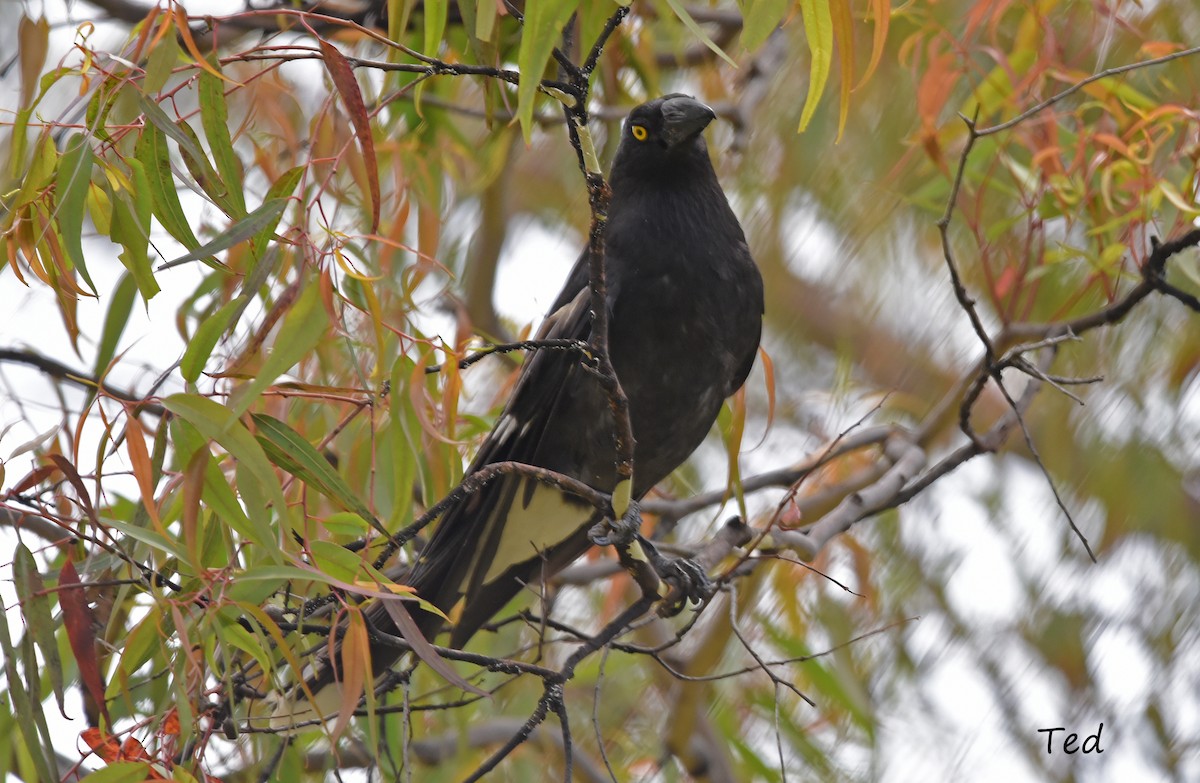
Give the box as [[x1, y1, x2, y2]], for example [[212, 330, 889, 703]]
[[613, 94, 717, 171]]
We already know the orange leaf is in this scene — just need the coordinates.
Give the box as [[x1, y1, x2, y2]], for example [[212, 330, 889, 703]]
[[81, 727, 120, 762], [181, 448, 207, 568], [330, 611, 369, 739], [917, 48, 959, 134], [162, 708, 181, 735], [857, 0, 890, 89], [174, 7, 240, 85], [125, 413, 162, 528], [831, 0, 854, 141], [749, 346, 776, 451], [121, 736, 152, 762]]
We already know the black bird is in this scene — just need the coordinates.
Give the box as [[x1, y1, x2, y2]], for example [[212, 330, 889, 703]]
[[277, 94, 763, 722]]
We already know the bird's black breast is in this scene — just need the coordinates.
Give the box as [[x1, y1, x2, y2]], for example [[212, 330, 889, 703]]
[[601, 159, 764, 496]]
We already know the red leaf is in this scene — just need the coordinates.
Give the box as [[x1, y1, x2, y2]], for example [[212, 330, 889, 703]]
[[12, 463, 59, 494], [48, 454, 96, 522], [316, 36, 380, 233], [60, 559, 112, 728]]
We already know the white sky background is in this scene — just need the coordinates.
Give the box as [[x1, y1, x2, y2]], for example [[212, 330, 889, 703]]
[[3, 3, 1200, 782]]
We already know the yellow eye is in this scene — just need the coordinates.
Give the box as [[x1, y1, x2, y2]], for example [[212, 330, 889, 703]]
[[631, 124, 648, 141]]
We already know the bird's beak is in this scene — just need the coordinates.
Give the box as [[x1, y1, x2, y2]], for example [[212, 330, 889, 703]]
[[660, 95, 717, 148]]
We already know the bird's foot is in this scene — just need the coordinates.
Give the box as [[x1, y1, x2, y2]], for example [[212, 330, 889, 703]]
[[589, 499, 642, 547], [641, 537, 714, 615]]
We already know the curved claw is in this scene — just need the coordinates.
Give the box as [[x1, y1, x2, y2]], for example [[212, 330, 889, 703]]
[[589, 500, 642, 547], [655, 555, 714, 615]]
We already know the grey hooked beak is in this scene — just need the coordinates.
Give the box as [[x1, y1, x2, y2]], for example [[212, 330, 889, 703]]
[[661, 95, 717, 148]]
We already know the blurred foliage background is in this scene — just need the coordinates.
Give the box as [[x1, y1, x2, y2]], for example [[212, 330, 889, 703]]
[[1, 0, 1198, 780]]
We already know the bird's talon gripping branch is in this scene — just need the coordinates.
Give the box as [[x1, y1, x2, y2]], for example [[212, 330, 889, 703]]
[[589, 498, 642, 547], [640, 537, 713, 614]]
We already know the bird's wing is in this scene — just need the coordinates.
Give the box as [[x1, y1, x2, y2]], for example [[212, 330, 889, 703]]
[[407, 269, 613, 646]]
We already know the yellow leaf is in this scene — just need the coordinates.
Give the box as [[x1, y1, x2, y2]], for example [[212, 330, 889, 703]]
[[797, 0, 833, 132]]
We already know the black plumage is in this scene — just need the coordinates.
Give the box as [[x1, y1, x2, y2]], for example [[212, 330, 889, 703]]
[[284, 94, 763, 719]]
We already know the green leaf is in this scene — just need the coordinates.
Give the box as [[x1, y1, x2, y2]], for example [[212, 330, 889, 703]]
[[174, 118, 236, 216], [94, 273, 138, 381], [252, 166, 304, 260], [134, 121, 206, 256], [308, 540, 368, 584], [172, 417, 265, 546], [180, 298, 241, 384], [472, 0, 496, 42], [227, 282, 328, 417], [54, 134, 98, 295], [516, 0, 580, 142], [109, 159, 160, 301], [78, 762, 159, 783], [162, 393, 288, 559], [321, 511, 371, 537], [0, 597, 56, 783], [143, 32, 180, 94], [109, 613, 164, 699], [423, 0, 448, 74], [162, 197, 287, 269], [12, 544, 64, 715], [136, 92, 208, 168], [252, 414, 381, 530], [797, 0, 833, 132], [105, 516, 190, 561], [215, 618, 273, 674], [741, 0, 790, 51], [663, 0, 737, 67], [199, 67, 247, 217]]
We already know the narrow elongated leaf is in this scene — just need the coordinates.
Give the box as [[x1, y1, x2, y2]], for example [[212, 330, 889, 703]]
[[330, 611, 369, 739], [180, 298, 241, 383], [171, 416, 268, 546], [60, 559, 113, 728], [252, 165, 304, 260], [516, 0, 580, 142], [109, 611, 165, 698], [174, 7, 239, 85], [797, 0, 834, 132], [831, 0, 854, 140], [162, 197, 287, 269], [125, 414, 162, 527], [13, 544, 65, 715], [476, 0, 498, 42], [664, 0, 737, 67], [199, 67, 246, 217], [94, 273, 137, 381], [741, 0, 789, 52], [174, 119, 237, 215], [136, 92, 207, 166], [134, 121, 204, 253], [143, 28, 180, 94], [54, 134, 98, 294], [0, 595, 56, 783], [103, 516, 189, 561], [228, 282, 328, 417], [109, 160, 160, 300], [18, 15, 50, 108], [317, 39, 379, 231], [252, 413, 388, 537], [162, 393, 287, 557], [858, 0, 890, 88]]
